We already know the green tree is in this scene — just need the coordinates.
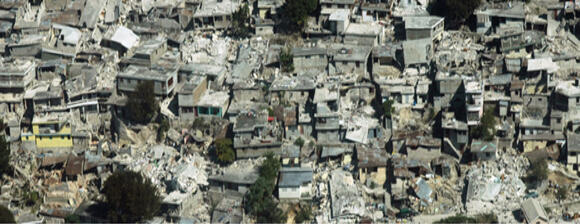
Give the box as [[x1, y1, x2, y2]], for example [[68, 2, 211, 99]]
[[259, 152, 280, 180], [0, 205, 15, 223], [245, 153, 285, 223], [231, 4, 250, 38], [125, 81, 158, 124], [295, 206, 312, 223], [280, 47, 294, 73], [215, 138, 235, 164], [435, 214, 477, 223], [156, 117, 169, 142], [556, 186, 568, 202], [245, 177, 286, 223], [428, 0, 481, 29], [64, 214, 81, 223], [0, 135, 10, 177], [382, 99, 394, 118], [192, 118, 208, 130], [529, 159, 548, 183], [435, 213, 497, 223], [475, 213, 498, 223], [294, 138, 305, 148], [22, 190, 40, 207], [0, 119, 6, 133], [267, 107, 275, 117], [103, 170, 161, 223], [470, 106, 496, 141], [256, 197, 286, 223], [282, 0, 318, 32]]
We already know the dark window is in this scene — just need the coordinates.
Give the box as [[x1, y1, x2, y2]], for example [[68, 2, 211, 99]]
[[198, 107, 209, 115], [210, 107, 220, 115]]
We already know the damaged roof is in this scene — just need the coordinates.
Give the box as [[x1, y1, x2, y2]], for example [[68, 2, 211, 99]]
[[356, 144, 388, 168]]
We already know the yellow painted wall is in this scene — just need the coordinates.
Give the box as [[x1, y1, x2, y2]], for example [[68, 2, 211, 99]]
[[32, 121, 72, 148], [36, 135, 73, 148], [21, 133, 35, 142], [359, 167, 387, 186], [259, 9, 267, 19], [523, 141, 547, 153]]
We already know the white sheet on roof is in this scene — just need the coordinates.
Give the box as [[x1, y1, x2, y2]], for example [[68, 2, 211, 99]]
[[111, 26, 139, 49]]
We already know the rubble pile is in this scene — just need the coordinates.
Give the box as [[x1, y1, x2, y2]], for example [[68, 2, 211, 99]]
[[1, 0, 580, 222], [465, 156, 529, 215], [181, 35, 232, 65], [436, 31, 484, 74]]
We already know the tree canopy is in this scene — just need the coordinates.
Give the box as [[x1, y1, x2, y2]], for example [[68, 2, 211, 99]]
[[245, 153, 285, 223], [556, 186, 568, 202], [294, 205, 312, 223], [259, 152, 281, 180], [0, 135, 10, 177], [281, 0, 318, 32], [294, 137, 305, 148], [0, 205, 15, 223], [470, 106, 496, 141], [125, 81, 158, 124], [280, 47, 294, 73], [528, 159, 548, 183], [214, 138, 235, 164], [428, 0, 481, 29], [382, 99, 395, 118], [156, 116, 169, 142], [230, 4, 251, 38], [435, 213, 497, 223], [103, 170, 161, 223]]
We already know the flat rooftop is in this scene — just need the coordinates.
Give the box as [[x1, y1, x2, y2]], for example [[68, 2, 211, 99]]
[[345, 23, 381, 36], [404, 16, 444, 29], [330, 43, 372, 62], [0, 58, 35, 75], [134, 36, 166, 55], [196, 91, 229, 107], [117, 65, 177, 81], [328, 9, 349, 21], [193, 0, 240, 17]]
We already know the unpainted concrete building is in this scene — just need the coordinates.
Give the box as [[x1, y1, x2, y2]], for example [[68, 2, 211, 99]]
[[178, 75, 208, 121], [404, 16, 444, 42], [116, 65, 178, 97], [192, 0, 240, 30]]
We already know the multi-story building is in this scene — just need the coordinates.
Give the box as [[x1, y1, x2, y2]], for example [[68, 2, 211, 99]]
[[404, 16, 444, 42], [116, 65, 178, 97], [22, 113, 73, 152]]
